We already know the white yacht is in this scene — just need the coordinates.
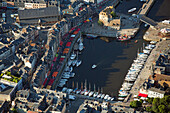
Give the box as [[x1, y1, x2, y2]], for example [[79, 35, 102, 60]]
[[70, 53, 76, 60], [88, 91, 94, 97], [67, 59, 72, 66], [93, 92, 98, 98], [79, 42, 84, 51], [97, 94, 102, 98], [76, 60, 82, 67], [92, 64, 97, 69], [128, 8, 136, 13], [70, 72, 75, 77], [84, 90, 90, 96], [118, 97, 125, 101], [101, 94, 105, 99], [72, 60, 77, 66], [104, 95, 109, 100]]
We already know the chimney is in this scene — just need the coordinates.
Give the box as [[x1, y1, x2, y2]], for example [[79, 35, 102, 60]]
[[76, 12, 78, 16], [68, 5, 71, 9]]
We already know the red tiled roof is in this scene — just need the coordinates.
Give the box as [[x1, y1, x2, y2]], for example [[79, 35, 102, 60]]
[[66, 42, 71, 46]]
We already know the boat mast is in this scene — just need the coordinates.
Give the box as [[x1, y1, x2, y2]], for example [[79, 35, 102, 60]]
[[143, 43, 145, 50], [72, 81, 74, 89], [85, 79, 87, 90], [101, 87, 103, 93], [89, 82, 91, 90], [77, 82, 78, 89], [81, 82, 83, 90], [98, 87, 100, 93], [137, 48, 139, 56], [94, 84, 96, 92]]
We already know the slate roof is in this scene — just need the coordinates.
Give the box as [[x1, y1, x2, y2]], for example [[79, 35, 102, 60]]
[[18, 7, 61, 20]]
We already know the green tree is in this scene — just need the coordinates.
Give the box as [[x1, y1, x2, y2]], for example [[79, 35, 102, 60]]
[[111, 11, 116, 17], [98, 20, 103, 26], [130, 101, 142, 108], [12, 108, 18, 113], [146, 106, 152, 112], [147, 97, 154, 104], [158, 105, 166, 113], [152, 98, 160, 106], [152, 105, 159, 113]]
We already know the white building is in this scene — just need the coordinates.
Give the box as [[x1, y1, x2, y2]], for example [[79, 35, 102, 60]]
[[148, 87, 165, 98]]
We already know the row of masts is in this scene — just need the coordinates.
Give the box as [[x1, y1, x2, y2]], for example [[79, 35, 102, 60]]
[[137, 43, 146, 55], [72, 80, 103, 93]]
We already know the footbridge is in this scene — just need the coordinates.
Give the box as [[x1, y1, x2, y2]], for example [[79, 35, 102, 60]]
[[139, 15, 157, 28]]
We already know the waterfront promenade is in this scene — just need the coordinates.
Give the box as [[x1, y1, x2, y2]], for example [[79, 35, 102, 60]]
[[81, 13, 140, 38], [122, 40, 170, 105]]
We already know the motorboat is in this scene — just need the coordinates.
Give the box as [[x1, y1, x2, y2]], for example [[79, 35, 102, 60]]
[[70, 53, 76, 60], [67, 59, 72, 66], [70, 72, 75, 77], [76, 60, 82, 67], [60, 79, 68, 82], [62, 87, 67, 92], [79, 42, 84, 51], [66, 89, 73, 94], [86, 34, 98, 39], [76, 89, 81, 94], [128, 8, 136, 13], [118, 97, 125, 101], [65, 66, 73, 72], [73, 88, 78, 93], [120, 87, 131, 91], [107, 97, 112, 101], [93, 92, 98, 98], [97, 94, 102, 98], [72, 60, 77, 66], [62, 75, 70, 79], [117, 34, 131, 41], [101, 94, 105, 99], [143, 49, 151, 54], [118, 93, 128, 97], [88, 91, 94, 97], [92, 64, 97, 69], [111, 97, 115, 101], [84, 90, 90, 96], [150, 41, 157, 44], [80, 89, 86, 95], [104, 95, 109, 100]]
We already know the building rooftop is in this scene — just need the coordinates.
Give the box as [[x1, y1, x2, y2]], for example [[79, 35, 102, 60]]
[[0, 82, 14, 95], [149, 87, 165, 94], [18, 7, 61, 20]]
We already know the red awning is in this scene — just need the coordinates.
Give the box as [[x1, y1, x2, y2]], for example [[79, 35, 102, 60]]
[[66, 42, 71, 46], [48, 79, 54, 85], [79, 7, 83, 11], [53, 57, 57, 62], [84, 20, 87, 23], [50, 63, 54, 70], [43, 78, 48, 85], [69, 37, 74, 41], [138, 93, 148, 97], [60, 58, 65, 61], [63, 33, 69, 39], [60, 41, 63, 46]]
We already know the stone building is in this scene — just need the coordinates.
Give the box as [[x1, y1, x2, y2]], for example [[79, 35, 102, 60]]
[[148, 87, 165, 98], [99, 6, 121, 30], [17, 7, 62, 25]]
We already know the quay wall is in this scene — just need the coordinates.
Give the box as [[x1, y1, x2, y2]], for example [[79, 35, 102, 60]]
[[138, 0, 155, 15], [51, 33, 80, 90]]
